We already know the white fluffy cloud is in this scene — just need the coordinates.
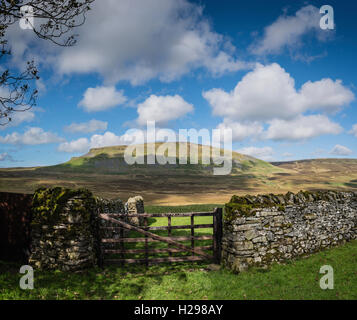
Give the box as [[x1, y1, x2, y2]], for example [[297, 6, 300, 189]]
[[58, 138, 90, 153], [203, 63, 354, 122], [251, 5, 325, 55], [204, 63, 353, 142], [217, 120, 263, 141], [58, 131, 131, 153], [64, 119, 108, 134], [237, 146, 274, 161], [90, 132, 128, 148], [0, 127, 63, 145], [57, 128, 189, 154], [329, 144, 353, 156], [78, 86, 127, 112], [298, 78, 354, 113], [6, 0, 248, 86], [265, 115, 343, 141], [349, 124, 357, 137], [136, 95, 194, 126], [5, 110, 35, 128], [38, 0, 245, 85]]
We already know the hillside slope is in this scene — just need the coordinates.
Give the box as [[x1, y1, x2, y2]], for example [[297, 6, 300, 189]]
[[50, 142, 281, 176], [271, 158, 357, 190], [0, 144, 356, 205]]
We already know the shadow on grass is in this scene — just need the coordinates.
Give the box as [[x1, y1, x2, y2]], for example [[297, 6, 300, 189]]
[[1, 240, 356, 299]]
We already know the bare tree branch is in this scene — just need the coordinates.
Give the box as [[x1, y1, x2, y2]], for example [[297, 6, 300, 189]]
[[0, 0, 94, 125]]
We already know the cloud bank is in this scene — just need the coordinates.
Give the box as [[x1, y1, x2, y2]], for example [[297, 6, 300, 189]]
[[203, 63, 354, 142]]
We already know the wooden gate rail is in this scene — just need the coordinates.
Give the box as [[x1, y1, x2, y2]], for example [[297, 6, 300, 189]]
[[103, 246, 213, 254], [101, 235, 213, 243], [100, 208, 223, 266], [105, 256, 205, 264], [100, 214, 212, 258], [103, 212, 214, 218], [101, 224, 213, 231]]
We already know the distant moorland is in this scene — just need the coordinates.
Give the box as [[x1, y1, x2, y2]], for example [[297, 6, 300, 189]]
[[1, 143, 356, 205]]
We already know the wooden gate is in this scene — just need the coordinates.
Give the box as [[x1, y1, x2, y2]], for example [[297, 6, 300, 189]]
[[99, 208, 223, 266]]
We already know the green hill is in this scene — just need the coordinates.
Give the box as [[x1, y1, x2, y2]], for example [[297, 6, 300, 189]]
[[48, 142, 281, 176], [0, 143, 356, 205]]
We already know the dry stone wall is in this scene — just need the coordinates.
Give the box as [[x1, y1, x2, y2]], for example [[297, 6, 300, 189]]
[[29, 189, 126, 271], [29, 188, 100, 271], [126, 196, 145, 225], [98, 196, 144, 243], [19, 186, 356, 273], [28, 188, 145, 271], [222, 191, 357, 273]]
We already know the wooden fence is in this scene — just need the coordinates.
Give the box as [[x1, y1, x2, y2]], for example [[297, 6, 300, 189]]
[[99, 208, 223, 266]]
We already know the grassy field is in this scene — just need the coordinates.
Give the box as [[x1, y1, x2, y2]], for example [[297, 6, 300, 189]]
[[1, 240, 356, 300]]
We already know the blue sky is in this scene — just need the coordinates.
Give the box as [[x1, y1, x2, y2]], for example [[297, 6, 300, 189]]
[[0, 0, 356, 167]]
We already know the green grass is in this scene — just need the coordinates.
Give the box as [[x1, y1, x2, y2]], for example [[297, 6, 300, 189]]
[[1, 240, 356, 300], [145, 204, 223, 214], [1, 204, 355, 300]]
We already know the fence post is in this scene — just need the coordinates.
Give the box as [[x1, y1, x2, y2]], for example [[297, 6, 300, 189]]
[[119, 222, 125, 267], [191, 214, 195, 256], [97, 208, 104, 269], [168, 216, 172, 257], [144, 216, 148, 268], [213, 208, 223, 264]]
